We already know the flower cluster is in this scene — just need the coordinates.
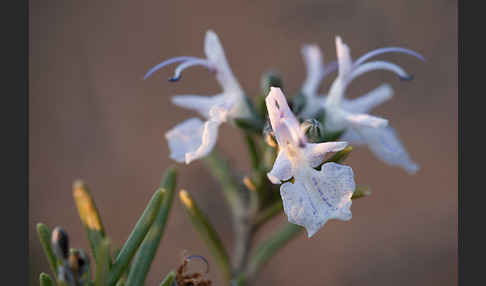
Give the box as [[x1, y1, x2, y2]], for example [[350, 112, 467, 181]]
[[145, 31, 252, 164], [145, 30, 422, 237]]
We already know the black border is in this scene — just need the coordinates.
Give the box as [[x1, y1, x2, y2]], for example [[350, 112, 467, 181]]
[[3, 0, 28, 284], [459, 0, 483, 284], [11, 0, 472, 284]]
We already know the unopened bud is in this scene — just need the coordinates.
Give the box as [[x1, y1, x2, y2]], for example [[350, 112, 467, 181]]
[[69, 249, 90, 278], [51, 226, 69, 261], [260, 70, 283, 97], [301, 119, 323, 143]]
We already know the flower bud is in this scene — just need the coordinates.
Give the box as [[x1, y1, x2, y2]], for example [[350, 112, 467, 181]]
[[69, 249, 90, 278], [260, 70, 283, 97], [51, 226, 69, 261], [301, 118, 323, 143]]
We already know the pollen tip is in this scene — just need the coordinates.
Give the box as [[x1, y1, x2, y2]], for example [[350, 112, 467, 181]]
[[168, 76, 181, 82], [399, 74, 414, 81]]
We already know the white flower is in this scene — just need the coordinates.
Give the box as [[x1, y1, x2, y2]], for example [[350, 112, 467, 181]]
[[145, 30, 251, 164], [266, 87, 355, 237], [299, 37, 424, 173]]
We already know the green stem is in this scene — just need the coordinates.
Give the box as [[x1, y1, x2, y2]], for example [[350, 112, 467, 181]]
[[244, 223, 303, 281], [253, 200, 283, 230], [204, 152, 243, 214]]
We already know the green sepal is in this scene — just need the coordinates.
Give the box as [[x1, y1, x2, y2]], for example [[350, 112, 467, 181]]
[[39, 272, 55, 286]]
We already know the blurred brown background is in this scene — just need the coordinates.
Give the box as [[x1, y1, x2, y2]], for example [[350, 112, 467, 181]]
[[29, 0, 457, 285]]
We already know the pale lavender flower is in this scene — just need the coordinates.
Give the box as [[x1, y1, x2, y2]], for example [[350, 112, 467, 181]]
[[266, 87, 355, 237], [145, 30, 251, 164], [299, 37, 424, 173]]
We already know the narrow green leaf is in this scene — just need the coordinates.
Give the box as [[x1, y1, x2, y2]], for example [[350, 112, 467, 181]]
[[244, 133, 260, 170], [179, 190, 232, 281], [352, 185, 372, 200], [72, 180, 106, 259], [36, 223, 58, 280], [39, 272, 54, 286], [234, 118, 264, 134], [125, 168, 177, 286], [203, 152, 243, 213], [115, 281, 125, 286], [159, 271, 176, 286], [323, 146, 353, 165], [245, 223, 302, 281], [95, 239, 111, 286], [108, 189, 165, 286]]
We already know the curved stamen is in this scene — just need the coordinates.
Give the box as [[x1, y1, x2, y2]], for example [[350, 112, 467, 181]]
[[321, 61, 338, 79], [185, 254, 210, 273], [144, 56, 203, 80], [348, 60, 412, 84], [353, 47, 425, 68], [169, 59, 214, 82]]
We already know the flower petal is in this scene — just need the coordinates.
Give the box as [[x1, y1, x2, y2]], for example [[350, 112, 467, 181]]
[[280, 163, 355, 237], [267, 150, 292, 184], [301, 44, 324, 96], [326, 36, 352, 105], [342, 84, 394, 113], [165, 118, 205, 163], [340, 128, 367, 145], [183, 104, 230, 164], [184, 115, 224, 164], [304, 141, 348, 168], [204, 30, 242, 93], [335, 36, 353, 78], [266, 87, 303, 147], [345, 112, 389, 128], [357, 126, 419, 173], [172, 94, 226, 118]]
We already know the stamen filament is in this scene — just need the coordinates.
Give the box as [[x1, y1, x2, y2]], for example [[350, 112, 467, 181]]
[[353, 47, 425, 68], [144, 56, 203, 79], [169, 59, 213, 82], [348, 60, 411, 83]]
